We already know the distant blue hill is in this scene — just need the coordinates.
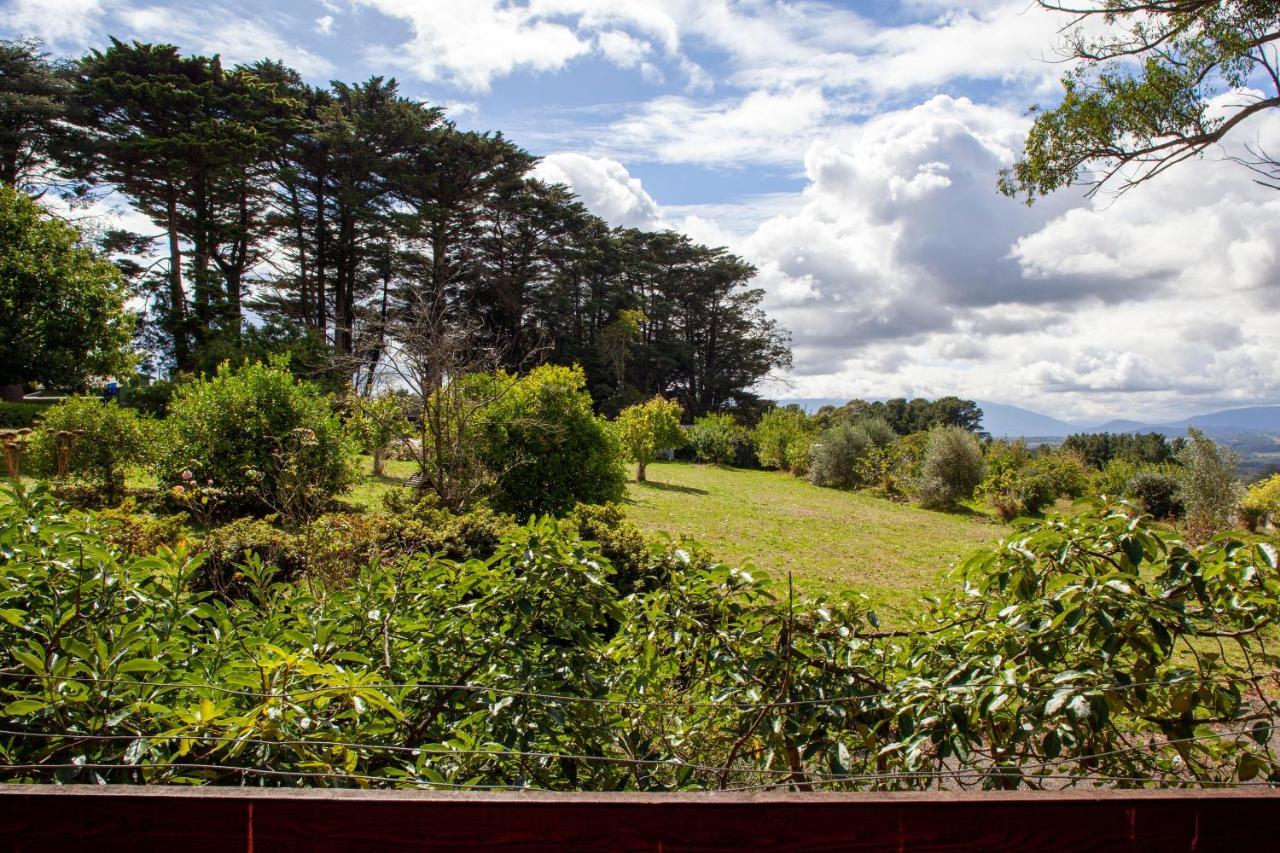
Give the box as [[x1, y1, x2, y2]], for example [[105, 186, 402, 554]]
[[775, 398, 1280, 440], [974, 402, 1077, 438]]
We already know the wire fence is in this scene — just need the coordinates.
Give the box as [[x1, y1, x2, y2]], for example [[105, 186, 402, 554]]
[[3, 668, 1277, 711], [2, 668, 1277, 792]]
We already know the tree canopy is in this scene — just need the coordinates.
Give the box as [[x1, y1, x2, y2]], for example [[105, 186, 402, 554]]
[[1001, 0, 1280, 200], [0, 37, 790, 416], [0, 184, 133, 399]]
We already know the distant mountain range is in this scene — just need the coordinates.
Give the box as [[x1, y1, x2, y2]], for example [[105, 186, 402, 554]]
[[777, 398, 1280, 440]]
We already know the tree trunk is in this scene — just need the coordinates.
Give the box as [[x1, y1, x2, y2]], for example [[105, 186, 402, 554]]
[[636, 460, 646, 482], [1, 384, 24, 403], [166, 192, 190, 371]]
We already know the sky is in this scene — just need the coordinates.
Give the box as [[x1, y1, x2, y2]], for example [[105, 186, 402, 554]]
[[5, 0, 1280, 422]]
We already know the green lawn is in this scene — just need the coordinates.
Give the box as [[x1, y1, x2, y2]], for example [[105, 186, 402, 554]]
[[624, 461, 1008, 616]]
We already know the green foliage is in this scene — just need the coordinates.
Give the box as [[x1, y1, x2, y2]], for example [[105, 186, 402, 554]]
[[0, 401, 46, 428], [1176, 429, 1244, 542], [808, 422, 875, 490], [614, 396, 684, 481], [1240, 474, 1280, 532], [1126, 470, 1184, 521], [917, 426, 984, 510], [0, 184, 134, 391], [475, 364, 626, 518], [1002, 1, 1280, 199], [1032, 447, 1092, 499], [118, 376, 181, 417], [980, 440, 1054, 522], [1063, 432, 1182, 469], [156, 360, 356, 518], [819, 396, 984, 435], [1094, 457, 1145, 501], [686, 413, 746, 465], [753, 406, 814, 472], [25, 398, 153, 503], [347, 391, 411, 476], [3, 482, 1279, 791]]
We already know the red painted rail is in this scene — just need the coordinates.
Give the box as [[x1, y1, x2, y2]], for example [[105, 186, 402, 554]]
[[1, 786, 1279, 851]]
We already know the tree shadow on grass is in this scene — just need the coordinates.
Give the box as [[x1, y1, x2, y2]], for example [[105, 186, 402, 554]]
[[633, 480, 709, 496]]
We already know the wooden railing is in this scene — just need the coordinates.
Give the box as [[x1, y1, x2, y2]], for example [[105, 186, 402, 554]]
[[1, 786, 1278, 851]]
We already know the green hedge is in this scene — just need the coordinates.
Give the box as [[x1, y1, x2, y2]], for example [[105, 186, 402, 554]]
[[0, 401, 48, 428]]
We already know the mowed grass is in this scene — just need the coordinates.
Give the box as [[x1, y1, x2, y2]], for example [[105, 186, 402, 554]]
[[625, 461, 1008, 617]]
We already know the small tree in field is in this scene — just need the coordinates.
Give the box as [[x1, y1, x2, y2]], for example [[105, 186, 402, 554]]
[[1177, 428, 1243, 542], [616, 397, 684, 482], [348, 391, 411, 477]]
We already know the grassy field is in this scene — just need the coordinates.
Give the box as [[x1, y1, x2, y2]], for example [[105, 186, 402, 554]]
[[624, 462, 1007, 616]]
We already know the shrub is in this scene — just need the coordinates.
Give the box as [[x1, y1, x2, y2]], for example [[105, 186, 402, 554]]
[[980, 440, 1057, 521], [199, 517, 307, 594], [474, 365, 626, 518], [118, 376, 181, 417], [97, 501, 186, 556], [1093, 457, 1144, 502], [25, 398, 153, 503], [753, 407, 813, 472], [1240, 474, 1280, 532], [1126, 470, 1183, 520], [853, 416, 897, 450], [916, 427, 984, 510], [808, 423, 874, 490], [0, 401, 47, 428], [615, 397, 684, 482], [1033, 448, 1092, 499], [1176, 429, 1243, 542], [785, 433, 816, 476], [157, 360, 356, 520], [687, 413, 745, 465]]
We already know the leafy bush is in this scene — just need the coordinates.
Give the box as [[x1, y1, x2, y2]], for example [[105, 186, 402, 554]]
[[1126, 470, 1183, 521], [615, 396, 684, 481], [916, 426, 984, 510], [0, 401, 47, 428], [1176, 428, 1243, 542], [157, 360, 356, 519], [784, 433, 815, 476], [753, 407, 812, 471], [853, 416, 897, 450], [1032, 448, 1092, 499], [3, 483, 1280, 791], [980, 440, 1060, 521], [1093, 457, 1144, 502], [25, 397, 153, 503], [1240, 474, 1280, 532], [686, 413, 745, 465], [97, 501, 186, 556], [381, 492, 515, 562], [473, 365, 626, 518], [118, 376, 181, 417], [808, 422, 874, 489], [199, 517, 307, 594]]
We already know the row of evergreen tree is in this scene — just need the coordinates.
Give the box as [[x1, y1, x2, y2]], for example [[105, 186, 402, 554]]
[[1, 37, 790, 416]]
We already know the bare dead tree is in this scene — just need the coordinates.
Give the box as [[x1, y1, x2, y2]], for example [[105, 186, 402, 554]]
[[378, 286, 519, 512]]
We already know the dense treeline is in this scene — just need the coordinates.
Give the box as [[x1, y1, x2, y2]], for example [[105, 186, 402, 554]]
[[0, 37, 789, 416], [814, 397, 985, 436], [1061, 432, 1184, 469]]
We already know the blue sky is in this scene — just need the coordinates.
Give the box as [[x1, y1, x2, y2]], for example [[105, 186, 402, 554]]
[[6, 0, 1280, 421]]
